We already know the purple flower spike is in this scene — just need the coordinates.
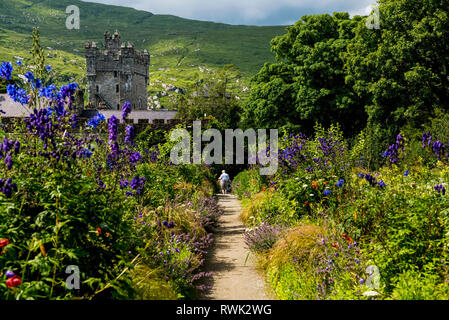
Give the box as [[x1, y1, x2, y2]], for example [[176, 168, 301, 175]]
[[121, 102, 131, 122]]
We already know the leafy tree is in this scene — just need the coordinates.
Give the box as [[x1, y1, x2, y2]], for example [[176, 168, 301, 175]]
[[346, 0, 449, 134], [175, 65, 242, 130], [243, 13, 364, 136]]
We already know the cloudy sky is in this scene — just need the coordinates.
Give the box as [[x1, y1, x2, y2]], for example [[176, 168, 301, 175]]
[[81, 0, 375, 26]]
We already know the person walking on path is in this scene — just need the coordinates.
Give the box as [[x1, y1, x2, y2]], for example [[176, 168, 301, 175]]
[[218, 170, 231, 194]]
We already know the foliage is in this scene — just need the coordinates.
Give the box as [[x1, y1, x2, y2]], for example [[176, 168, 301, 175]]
[[0, 33, 223, 300], [242, 13, 365, 136], [232, 167, 266, 200], [174, 65, 242, 130], [237, 122, 449, 300], [345, 0, 449, 133], [390, 268, 449, 300], [244, 223, 283, 253]]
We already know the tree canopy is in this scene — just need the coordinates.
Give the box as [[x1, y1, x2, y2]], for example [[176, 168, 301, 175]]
[[243, 13, 364, 136], [346, 0, 449, 134], [243, 0, 449, 138]]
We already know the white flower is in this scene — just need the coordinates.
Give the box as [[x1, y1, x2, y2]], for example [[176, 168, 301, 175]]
[[303, 184, 308, 188], [362, 290, 380, 297], [310, 194, 315, 197]]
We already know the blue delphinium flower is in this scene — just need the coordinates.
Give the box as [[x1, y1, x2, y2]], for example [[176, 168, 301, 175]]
[[87, 112, 105, 129], [404, 170, 410, 176], [365, 173, 377, 186], [126, 176, 146, 196], [6, 84, 29, 105], [14, 141, 20, 155], [0, 178, 17, 198], [422, 132, 431, 149], [0, 62, 13, 80], [46, 65, 52, 72], [24, 71, 43, 89], [16, 60, 22, 67], [378, 180, 387, 188], [129, 151, 142, 164], [39, 84, 57, 99], [336, 178, 344, 187], [108, 115, 118, 142], [358, 172, 365, 178], [431, 140, 445, 160], [25, 71, 34, 82], [434, 184, 446, 196], [4, 154, 12, 170], [121, 101, 131, 122], [323, 189, 332, 196], [383, 133, 404, 164], [124, 125, 135, 145], [119, 179, 129, 190]]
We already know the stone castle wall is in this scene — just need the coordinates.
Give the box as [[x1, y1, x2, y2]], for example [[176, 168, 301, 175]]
[[85, 31, 150, 110]]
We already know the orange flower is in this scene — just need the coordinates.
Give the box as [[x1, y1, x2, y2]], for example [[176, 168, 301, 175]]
[[324, 181, 328, 185], [332, 243, 339, 249], [97, 227, 102, 235], [312, 181, 318, 189], [342, 233, 354, 244], [0, 239, 9, 248], [40, 244, 47, 257], [106, 232, 111, 237]]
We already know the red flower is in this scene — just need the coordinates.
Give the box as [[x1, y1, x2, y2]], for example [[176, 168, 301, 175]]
[[304, 201, 308, 205], [0, 239, 9, 248], [332, 243, 339, 249], [6, 275, 21, 288], [96, 227, 102, 235]]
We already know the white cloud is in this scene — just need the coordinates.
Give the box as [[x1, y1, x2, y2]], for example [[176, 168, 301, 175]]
[[81, 0, 375, 25], [349, 4, 376, 17]]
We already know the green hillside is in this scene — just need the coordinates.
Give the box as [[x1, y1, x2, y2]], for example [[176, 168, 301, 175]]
[[0, 0, 288, 82]]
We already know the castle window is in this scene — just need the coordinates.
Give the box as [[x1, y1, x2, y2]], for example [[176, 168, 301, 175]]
[[116, 84, 119, 93], [114, 71, 118, 78], [96, 85, 99, 93]]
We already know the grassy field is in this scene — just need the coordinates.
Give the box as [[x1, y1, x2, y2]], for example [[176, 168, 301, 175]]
[[0, 0, 290, 100]]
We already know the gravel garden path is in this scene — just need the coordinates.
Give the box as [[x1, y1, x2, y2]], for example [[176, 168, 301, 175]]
[[199, 194, 274, 300]]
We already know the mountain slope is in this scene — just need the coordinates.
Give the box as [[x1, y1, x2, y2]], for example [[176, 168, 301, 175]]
[[0, 0, 288, 75]]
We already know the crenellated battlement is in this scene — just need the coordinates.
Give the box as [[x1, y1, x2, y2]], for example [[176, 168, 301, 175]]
[[85, 30, 150, 110]]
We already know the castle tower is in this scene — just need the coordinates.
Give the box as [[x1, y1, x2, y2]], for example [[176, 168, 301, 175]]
[[85, 30, 150, 110]]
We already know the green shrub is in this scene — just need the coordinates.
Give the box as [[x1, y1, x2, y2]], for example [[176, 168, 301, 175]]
[[391, 268, 449, 300], [232, 168, 266, 199]]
